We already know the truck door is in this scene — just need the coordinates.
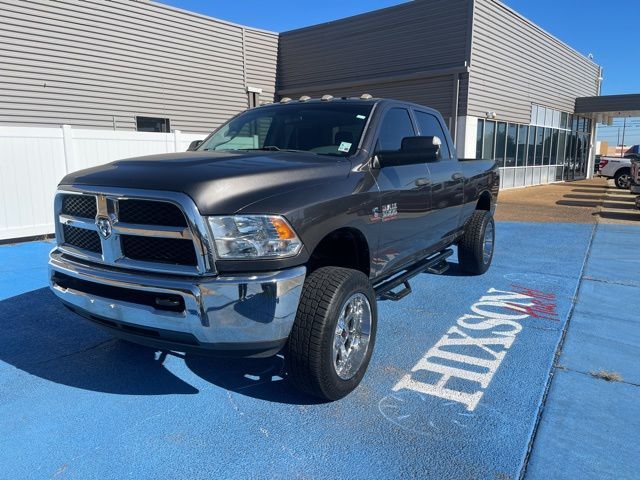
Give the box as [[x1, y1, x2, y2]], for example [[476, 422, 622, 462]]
[[373, 107, 432, 275], [412, 110, 465, 248]]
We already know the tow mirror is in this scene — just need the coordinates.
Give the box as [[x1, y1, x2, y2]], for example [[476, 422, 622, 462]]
[[376, 136, 441, 168], [187, 140, 203, 151]]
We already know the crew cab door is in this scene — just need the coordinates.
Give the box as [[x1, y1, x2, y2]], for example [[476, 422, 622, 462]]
[[412, 109, 465, 247], [372, 107, 432, 275]]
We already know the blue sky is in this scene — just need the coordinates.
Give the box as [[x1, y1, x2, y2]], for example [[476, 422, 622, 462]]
[[158, 0, 640, 144]]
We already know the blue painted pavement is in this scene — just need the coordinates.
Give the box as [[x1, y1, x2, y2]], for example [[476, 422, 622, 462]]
[[0, 240, 54, 301], [525, 223, 640, 480], [0, 222, 625, 479]]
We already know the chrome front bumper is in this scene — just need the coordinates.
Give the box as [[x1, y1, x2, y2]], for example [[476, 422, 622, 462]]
[[49, 249, 306, 357]]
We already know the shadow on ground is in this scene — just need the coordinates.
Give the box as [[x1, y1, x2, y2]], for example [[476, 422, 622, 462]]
[[560, 183, 608, 189], [593, 211, 640, 222], [0, 288, 320, 404], [555, 200, 637, 209], [570, 188, 608, 194], [554, 183, 639, 217], [561, 193, 606, 200], [185, 354, 325, 405]]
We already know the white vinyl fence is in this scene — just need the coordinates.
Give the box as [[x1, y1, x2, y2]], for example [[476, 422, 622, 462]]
[[0, 125, 205, 241]]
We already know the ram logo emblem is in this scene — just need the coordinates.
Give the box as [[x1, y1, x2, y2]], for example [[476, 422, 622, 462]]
[[96, 216, 112, 239]]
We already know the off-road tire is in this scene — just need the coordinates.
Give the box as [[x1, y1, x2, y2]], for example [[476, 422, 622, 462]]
[[614, 168, 631, 189], [458, 210, 495, 275], [287, 266, 377, 401]]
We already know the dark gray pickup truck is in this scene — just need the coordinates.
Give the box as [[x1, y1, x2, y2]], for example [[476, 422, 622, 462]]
[[49, 96, 499, 400]]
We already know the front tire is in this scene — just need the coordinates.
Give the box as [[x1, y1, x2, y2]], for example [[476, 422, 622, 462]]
[[458, 210, 495, 275], [287, 266, 377, 401], [614, 169, 631, 189]]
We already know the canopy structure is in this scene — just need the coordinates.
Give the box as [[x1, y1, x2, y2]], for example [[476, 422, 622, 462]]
[[575, 94, 640, 125]]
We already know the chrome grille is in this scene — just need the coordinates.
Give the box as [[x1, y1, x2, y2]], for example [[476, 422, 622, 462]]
[[54, 188, 215, 275]]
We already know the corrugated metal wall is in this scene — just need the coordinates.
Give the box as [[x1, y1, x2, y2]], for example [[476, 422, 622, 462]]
[[0, 0, 278, 132], [244, 29, 278, 102], [467, 0, 600, 123], [277, 0, 472, 122], [0, 0, 602, 134]]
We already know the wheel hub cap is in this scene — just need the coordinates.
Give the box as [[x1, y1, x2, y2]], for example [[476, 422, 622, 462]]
[[332, 293, 372, 380], [483, 220, 495, 264], [620, 174, 631, 187]]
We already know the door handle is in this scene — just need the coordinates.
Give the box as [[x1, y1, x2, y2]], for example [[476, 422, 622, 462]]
[[452, 172, 464, 181]]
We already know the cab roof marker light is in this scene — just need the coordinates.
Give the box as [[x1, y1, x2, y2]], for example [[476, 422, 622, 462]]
[[321, 94, 334, 101], [280, 97, 292, 103], [360, 93, 373, 100], [299, 95, 311, 102]]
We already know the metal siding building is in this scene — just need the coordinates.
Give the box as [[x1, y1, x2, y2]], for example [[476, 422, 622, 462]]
[[278, 0, 472, 132], [0, 0, 602, 186], [468, 0, 600, 124], [0, 0, 278, 133], [278, 0, 601, 186]]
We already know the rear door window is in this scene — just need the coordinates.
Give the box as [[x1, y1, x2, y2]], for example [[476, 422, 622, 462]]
[[414, 111, 451, 159], [377, 108, 416, 151]]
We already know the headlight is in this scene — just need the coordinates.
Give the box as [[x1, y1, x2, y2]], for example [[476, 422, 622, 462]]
[[207, 215, 303, 259]]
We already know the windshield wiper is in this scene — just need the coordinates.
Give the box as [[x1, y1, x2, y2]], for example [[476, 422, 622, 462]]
[[241, 146, 312, 153]]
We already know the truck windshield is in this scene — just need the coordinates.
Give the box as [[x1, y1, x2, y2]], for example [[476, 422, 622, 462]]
[[198, 102, 374, 156]]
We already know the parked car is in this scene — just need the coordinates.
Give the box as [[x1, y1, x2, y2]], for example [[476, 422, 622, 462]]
[[630, 157, 640, 210], [48, 96, 499, 400], [599, 156, 633, 189]]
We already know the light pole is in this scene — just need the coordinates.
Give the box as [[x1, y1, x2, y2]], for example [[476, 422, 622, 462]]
[[620, 117, 627, 157]]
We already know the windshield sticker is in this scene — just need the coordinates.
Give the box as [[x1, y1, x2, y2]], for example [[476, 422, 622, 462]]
[[338, 142, 352, 153], [356, 115, 366, 120]]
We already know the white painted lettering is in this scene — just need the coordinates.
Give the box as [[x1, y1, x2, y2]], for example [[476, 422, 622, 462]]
[[391, 286, 559, 411]]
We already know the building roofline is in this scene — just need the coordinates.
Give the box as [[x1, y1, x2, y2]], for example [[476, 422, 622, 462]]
[[487, 0, 599, 67], [281, 0, 599, 70], [280, 1, 413, 35], [145, 0, 278, 35]]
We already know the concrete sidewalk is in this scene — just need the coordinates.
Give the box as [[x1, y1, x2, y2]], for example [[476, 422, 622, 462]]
[[495, 177, 640, 224], [525, 223, 640, 479]]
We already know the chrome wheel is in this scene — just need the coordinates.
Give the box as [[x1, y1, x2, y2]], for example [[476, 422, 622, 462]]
[[332, 293, 372, 380], [482, 219, 494, 264], [616, 173, 631, 189]]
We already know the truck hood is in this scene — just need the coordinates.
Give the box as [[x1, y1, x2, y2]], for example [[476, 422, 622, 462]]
[[60, 151, 351, 214]]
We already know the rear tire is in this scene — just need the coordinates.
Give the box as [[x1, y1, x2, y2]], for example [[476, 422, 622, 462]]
[[614, 169, 631, 189], [458, 210, 495, 275], [287, 266, 377, 401]]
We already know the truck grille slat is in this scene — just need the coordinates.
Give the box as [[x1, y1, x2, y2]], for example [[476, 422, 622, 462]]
[[121, 236, 198, 266], [61, 195, 97, 219], [118, 200, 187, 227], [62, 225, 102, 253]]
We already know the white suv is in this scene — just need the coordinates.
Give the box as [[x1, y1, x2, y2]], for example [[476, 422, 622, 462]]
[[599, 156, 632, 189]]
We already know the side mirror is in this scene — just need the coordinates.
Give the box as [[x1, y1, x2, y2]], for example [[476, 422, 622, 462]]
[[187, 140, 203, 151], [376, 136, 441, 168]]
